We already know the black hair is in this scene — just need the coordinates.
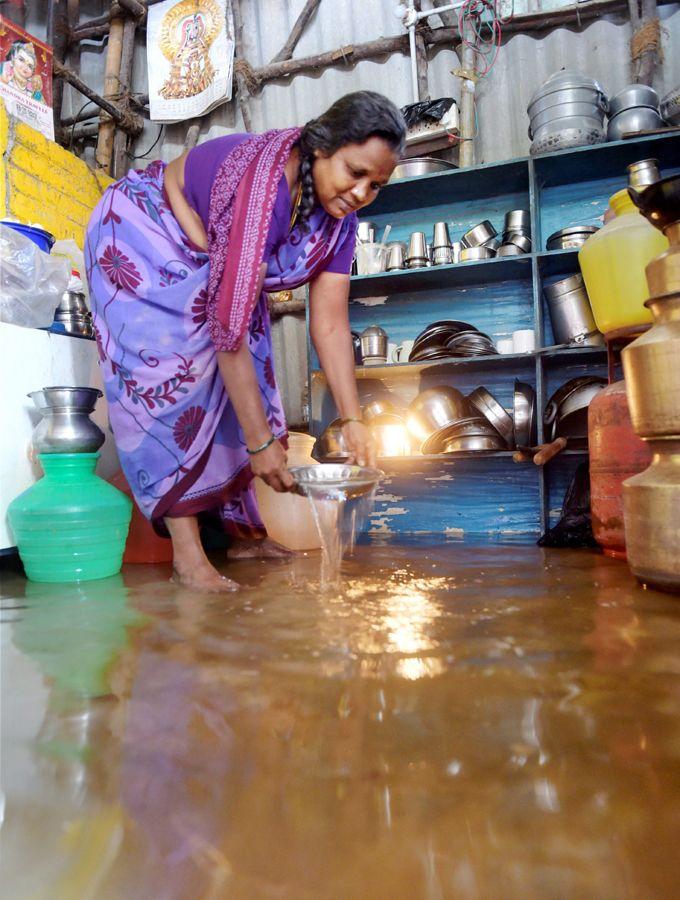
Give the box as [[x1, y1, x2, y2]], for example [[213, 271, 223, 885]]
[[296, 91, 406, 230], [6, 40, 36, 63]]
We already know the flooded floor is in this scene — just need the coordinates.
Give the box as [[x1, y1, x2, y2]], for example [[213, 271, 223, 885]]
[[2, 544, 680, 899]]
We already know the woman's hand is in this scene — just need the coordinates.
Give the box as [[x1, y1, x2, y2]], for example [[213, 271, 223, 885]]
[[249, 439, 296, 493], [341, 420, 376, 467]]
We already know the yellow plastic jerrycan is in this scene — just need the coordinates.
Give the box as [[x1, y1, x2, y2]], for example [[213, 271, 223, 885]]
[[578, 189, 668, 335]]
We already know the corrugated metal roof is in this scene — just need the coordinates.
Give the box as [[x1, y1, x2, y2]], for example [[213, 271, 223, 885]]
[[157, 0, 680, 164]]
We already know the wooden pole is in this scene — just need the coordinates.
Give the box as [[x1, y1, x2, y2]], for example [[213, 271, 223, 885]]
[[232, 0, 253, 132], [53, 59, 142, 128], [630, 0, 660, 85], [271, 0, 322, 63], [47, 0, 69, 137], [112, 16, 137, 178], [458, 43, 476, 168], [96, 16, 125, 173], [413, 1, 430, 102]]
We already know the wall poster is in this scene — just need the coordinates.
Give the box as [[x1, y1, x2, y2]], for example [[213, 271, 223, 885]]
[[146, 0, 235, 123], [0, 16, 54, 141]]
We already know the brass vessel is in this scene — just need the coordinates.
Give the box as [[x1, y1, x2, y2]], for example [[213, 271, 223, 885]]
[[622, 173, 680, 591], [623, 438, 680, 593]]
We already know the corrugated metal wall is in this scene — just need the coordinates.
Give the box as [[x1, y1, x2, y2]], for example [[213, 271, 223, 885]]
[[157, 0, 680, 164]]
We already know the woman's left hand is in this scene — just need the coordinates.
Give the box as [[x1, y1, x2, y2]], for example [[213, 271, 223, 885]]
[[341, 420, 376, 468]]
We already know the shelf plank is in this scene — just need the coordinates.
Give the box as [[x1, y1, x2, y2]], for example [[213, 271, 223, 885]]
[[349, 255, 532, 299]]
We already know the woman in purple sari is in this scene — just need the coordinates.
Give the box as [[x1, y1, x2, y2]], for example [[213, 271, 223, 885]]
[[85, 91, 405, 591]]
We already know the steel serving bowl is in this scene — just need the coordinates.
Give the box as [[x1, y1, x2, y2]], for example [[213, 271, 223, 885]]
[[407, 387, 471, 444], [290, 464, 383, 500], [362, 396, 400, 423], [441, 433, 505, 453], [390, 157, 458, 182], [513, 381, 536, 448], [545, 226, 598, 251], [503, 232, 532, 253], [504, 209, 531, 233], [422, 417, 502, 455], [497, 244, 524, 257]]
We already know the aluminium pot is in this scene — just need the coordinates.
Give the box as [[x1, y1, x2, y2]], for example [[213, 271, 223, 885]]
[[608, 84, 659, 118], [607, 106, 664, 141]]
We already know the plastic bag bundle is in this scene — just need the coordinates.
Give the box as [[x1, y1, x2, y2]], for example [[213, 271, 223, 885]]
[[0, 223, 70, 328]]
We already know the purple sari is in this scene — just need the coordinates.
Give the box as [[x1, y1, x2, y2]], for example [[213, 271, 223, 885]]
[[85, 131, 346, 537]]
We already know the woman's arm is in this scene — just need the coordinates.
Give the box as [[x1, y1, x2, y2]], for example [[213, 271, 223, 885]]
[[217, 264, 295, 493], [308, 270, 375, 467]]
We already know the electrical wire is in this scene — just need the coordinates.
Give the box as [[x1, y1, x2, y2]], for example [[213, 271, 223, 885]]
[[127, 124, 165, 160], [68, 99, 98, 150], [456, 0, 511, 80]]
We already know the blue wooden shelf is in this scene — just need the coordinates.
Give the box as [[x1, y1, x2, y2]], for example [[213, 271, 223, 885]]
[[349, 254, 531, 299], [308, 130, 680, 539]]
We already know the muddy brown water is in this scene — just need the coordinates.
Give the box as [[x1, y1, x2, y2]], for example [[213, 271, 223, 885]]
[[2, 544, 680, 899]]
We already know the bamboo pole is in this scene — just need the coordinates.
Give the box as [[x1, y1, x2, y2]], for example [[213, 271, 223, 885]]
[[53, 59, 142, 129], [458, 43, 476, 168], [47, 0, 69, 135], [112, 16, 137, 178], [95, 17, 125, 173]]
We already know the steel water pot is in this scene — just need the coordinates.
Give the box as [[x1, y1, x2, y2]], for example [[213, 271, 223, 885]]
[[28, 387, 105, 454]]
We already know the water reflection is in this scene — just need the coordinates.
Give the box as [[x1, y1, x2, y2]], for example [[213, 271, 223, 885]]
[[2, 546, 680, 898]]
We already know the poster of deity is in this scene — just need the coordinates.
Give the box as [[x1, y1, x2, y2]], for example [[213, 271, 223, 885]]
[[147, 0, 234, 123], [0, 16, 54, 140]]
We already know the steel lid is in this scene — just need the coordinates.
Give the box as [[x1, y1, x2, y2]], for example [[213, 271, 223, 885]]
[[528, 70, 606, 109]]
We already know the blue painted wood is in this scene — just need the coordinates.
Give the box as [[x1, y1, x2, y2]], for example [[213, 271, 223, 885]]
[[364, 459, 541, 540]]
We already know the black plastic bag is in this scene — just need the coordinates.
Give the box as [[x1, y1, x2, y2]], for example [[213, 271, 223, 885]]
[[401, 98, 455, 129], [537, 462, 598, 548]]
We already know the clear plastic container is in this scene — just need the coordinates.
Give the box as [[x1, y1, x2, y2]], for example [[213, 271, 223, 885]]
[[578, 189, 668, 334]]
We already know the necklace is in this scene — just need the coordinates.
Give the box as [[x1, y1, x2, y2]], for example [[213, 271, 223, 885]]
[[289, 181, 303, 232]]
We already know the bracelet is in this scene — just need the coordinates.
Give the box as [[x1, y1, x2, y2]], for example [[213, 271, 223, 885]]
[[246, 434, 276, 455], [338, 417, 363, 427]]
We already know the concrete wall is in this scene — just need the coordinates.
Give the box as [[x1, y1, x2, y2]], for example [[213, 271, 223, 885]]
[[0, 98, 111, 246]]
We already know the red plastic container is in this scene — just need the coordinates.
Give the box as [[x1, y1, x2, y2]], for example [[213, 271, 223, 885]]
[[588, 381, 652, 559], [109, 470, 173, 564]]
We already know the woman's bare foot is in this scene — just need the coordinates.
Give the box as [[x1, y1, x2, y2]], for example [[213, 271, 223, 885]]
[[228, 536, 293, 559], [164, 514, 240, 592], [171, 561, 239, 593]]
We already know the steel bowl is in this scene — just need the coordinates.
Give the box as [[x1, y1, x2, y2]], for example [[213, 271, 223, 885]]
[[460, 246, 495, 262], [290, 464, 383, 500], [608, 84, 659, 118], [504, 210, 531, 234], [407, 387, 471, 444], [467, 386, 514, 446], [362, 396, 399, 423], [390, 157, 458, 182], [422, 417, 503, 454], [607, 106, 664, 141], [627, 158, 661, 190], [461, 221, 497, 249], [441, 433, 505, 454]]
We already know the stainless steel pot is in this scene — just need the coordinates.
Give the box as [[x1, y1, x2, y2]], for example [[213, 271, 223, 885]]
[[544, 274, 601, 345], [313, 419, 351, 461], [504, 210, 531, 234], [607, 106, 664, 141], [530, 101, 609, 134], [627, 158, 661, 190], [460, 246, 495, 262], [28, 386, 105, 453], [503, 232, 532, 253], [441, 433, 505, 453], [608, 84, 659, 117], [527, 70, 607, 117], [390, 157, 457, 181], [497, 244, 523, 257], [530, 116, 605, 144], [360, 325, 388, 363], [461, 221, 497, 249], [545, 225, 598, 250]]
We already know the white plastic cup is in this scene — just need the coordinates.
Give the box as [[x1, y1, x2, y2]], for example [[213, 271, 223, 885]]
[[355, 242, 387, 275], [388, 342, 398, 363], [495, 338, 514, 355], [512, 329, 536, 353]]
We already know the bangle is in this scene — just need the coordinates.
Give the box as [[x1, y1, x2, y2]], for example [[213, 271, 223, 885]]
[[246, 434, 276, 455], [338, 417, 363, 427]]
